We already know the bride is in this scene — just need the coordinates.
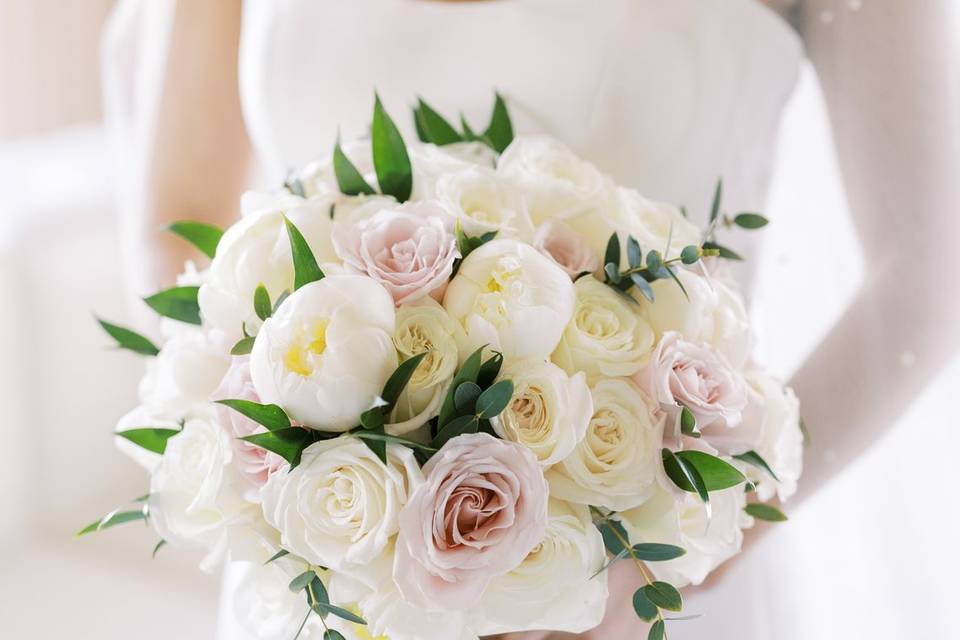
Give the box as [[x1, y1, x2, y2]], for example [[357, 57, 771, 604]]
[[102, 0, 960, 638]]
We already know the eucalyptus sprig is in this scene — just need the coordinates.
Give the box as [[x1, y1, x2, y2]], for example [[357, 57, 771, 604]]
[[600, 232, 719, 303], [288, 566, 366, 640], [700, 179, 770, 261]]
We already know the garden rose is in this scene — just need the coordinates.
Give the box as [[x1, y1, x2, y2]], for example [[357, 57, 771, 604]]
[[443, 239, 575, 362], [250, 275, 397, 430], [546, 378, 663, 510], [532, 220, 601, 278], [394, 433, 549, 611], [490, 359, 593, 467], [332, 202, 458, 306]]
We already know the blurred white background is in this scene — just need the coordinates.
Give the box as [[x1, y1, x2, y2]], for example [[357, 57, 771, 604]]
[[0, 2, 957, 639]]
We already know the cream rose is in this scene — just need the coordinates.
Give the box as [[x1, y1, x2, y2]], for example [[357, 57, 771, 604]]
[[618, 187, 702, 260], [389, 298, 459, 434], [644, 268, 752, 368], [618, 481, 747, 588], [249, 275, 397, 431], [260, 437, 424, 586], [149, 413, 257, 572], [138, 329, 231, 419], [634, 331, 748, 430], [470, 499, 608, 635], [442, 239, 575, 362], [331, 202, 458, 306], [198, 191, 338, 338], [532, 220, 601, 278], [432, 165, 532, 238], [490, 359, 593, 467], [553, 276, 656, 380], [546, 378, 662, 511], [394, 433, 549, 611]]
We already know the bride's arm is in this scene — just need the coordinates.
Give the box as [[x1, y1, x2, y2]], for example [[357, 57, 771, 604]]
[[788, 0, 960, 503], [106, 0, 250, 292]]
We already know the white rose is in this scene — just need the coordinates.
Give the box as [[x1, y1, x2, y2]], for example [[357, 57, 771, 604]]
[[138, 329, 230, 419], [618, 481, 747, 588], [490, 359, 593, 467], [644, 268, 752, 369], [198, 191, 338, 338], [432, 165, 533, 238], [497, 135, 618, 226], [260, 437, 424, 586], [553, 277, 656, 380], [250, 275, 397, 430], [547, 378, 662, 511], [618, 188, 702, 260], [227, 561, 313, 640], [149, 413, 257, 572], [389, 298, 459, 434], [443, 239, 575, 362], [470, 499, 608, 635]]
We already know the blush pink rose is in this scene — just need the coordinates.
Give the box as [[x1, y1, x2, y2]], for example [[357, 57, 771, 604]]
[[213, 357, 285, 501], [393, 432, 549, 611], [634, 331, 747, 431], [331, 203, 458, 306], [532, 220, 601, 278]]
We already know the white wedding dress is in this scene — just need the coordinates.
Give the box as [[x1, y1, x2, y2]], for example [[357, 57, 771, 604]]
[[105, 0, 808, 638]]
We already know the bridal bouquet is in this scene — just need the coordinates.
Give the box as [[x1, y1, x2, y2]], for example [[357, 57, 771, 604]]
[[85, 95, 803, 640]]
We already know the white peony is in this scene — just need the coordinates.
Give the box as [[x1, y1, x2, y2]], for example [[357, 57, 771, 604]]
[[389, 298, 459, 434], [553, 276, 656, 380], [470, 499, 608, 635], [432, 165, 533, 238], [138, 329, 230, 419], [249, 275, 397, 431], [643, 268, 752, 369], [149, 413, 257, 572], [547, 378, 663, 511], [618, 481, 747, 588], [198, 191, 338, 339], [260, 437, 424, 586], [443, 239, 575, 362], [490, 359, 593, 467]]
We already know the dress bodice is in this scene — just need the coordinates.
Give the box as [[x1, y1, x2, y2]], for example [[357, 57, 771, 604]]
[[239, 0, 802, 219]]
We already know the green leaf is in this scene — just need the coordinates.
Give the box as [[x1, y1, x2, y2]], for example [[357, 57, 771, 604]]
[[116, 428, 180, 455], [648, 619, 666, 640], [253, 284, 272, 321], [702, 241, 743, 261], [216, 399, 291, 431], [598, 518, 630, 556], [733, 213, 769, 229], [460, 114, 480, 141], [590, 547, 630, 579], [416, 99, 463, 146], [152, 539, 166, 558], [360, 408, 386, 430], [604, 263, 621, 284], [438, 347, 484, 428], [77, 506, 149, 537], [680, 245, 701, 265], [165, 221, 224, 259], [633, 588, 659, 622], [96, 318, 160, 356], [308, 574, 330, 609], [799, 416, 811, 446], [643, 581, 683, 612], [324, 630, 347, 640], [284, 216, 325, 290], [604, 233, 621, 269], [284, 177, 306, 198], [709, 179, 723, 224], [316, 604, 367, 625], [241, 427, 313, 467], [433, 414, 479, 449], [360, 425, 388, 464], [231, 336, 256, 356], [372, 94, 413, 202], [475, 379, 514, 419], [143, 286, 201, 325], [381, 352, 428, 410], [630, 273, 655, 302], [477, 351, 503, 388], [680, 407, 697, 436], [733, 450, 780, 482], [264, 549, 290, 564], [645, 250, 663, 274], [745, 503, 788, 522], [333, 137, 376, 196], [413, 106, 429, 143], [626, 236, 642, 269], [631, 543, 687, 562], [454, 381, 482, 413], [273, 290, 291, 314], [352, 430, 437, 454], [289, 570, 316, 593], [662, 448, 710, 504], [675, 450, 747, 491], [483, 93, 514, 153]]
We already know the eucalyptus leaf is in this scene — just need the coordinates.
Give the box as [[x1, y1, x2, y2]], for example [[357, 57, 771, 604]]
[[663, 266, 689, 300], [433, 414, 479, 449], [165, 221, 224, 259], [643, 581, 683, 612], [230, 336, 255, 356], [709, 179, 723, 224], [372, 95, 413, 202], [438, 347, 484, 428], [454, 381, 482, 413], [308, 574, 330, 608], [627, 236, 642, 269], [333, 137, 376, 196], [152, 539, 166, 558], [604, 233, 621, 269], [316, 604, 367, 625], [633, 588, 659, 622], [116, 428, 180, 455], [289, 570, 317, 593], [483, 93, 514, 153], [475, 379, 514, 419], [597, 518, 630, 556], [745, 503, 788, 522], [77, 506, 148, 537], [604, 263, 621, 284], [253, 284, 272, 321], [416, 99, 463, 146], [264, 549, 290, 565], [96, 318, 160, 356], [733, 450, 780, 482], [273, 290, 291, 314], [648, 619, 666, 640], [733, 213, 769, 229], [645, 250, 663, 273], [143, 286, 201, 325], [216, 399, 291, 431], [631, 543, 687, 562], [630, 273, 655, 302], [680, 245, 701, 265], [284, 216, 325, 289], [324, 630, 347, 640]]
